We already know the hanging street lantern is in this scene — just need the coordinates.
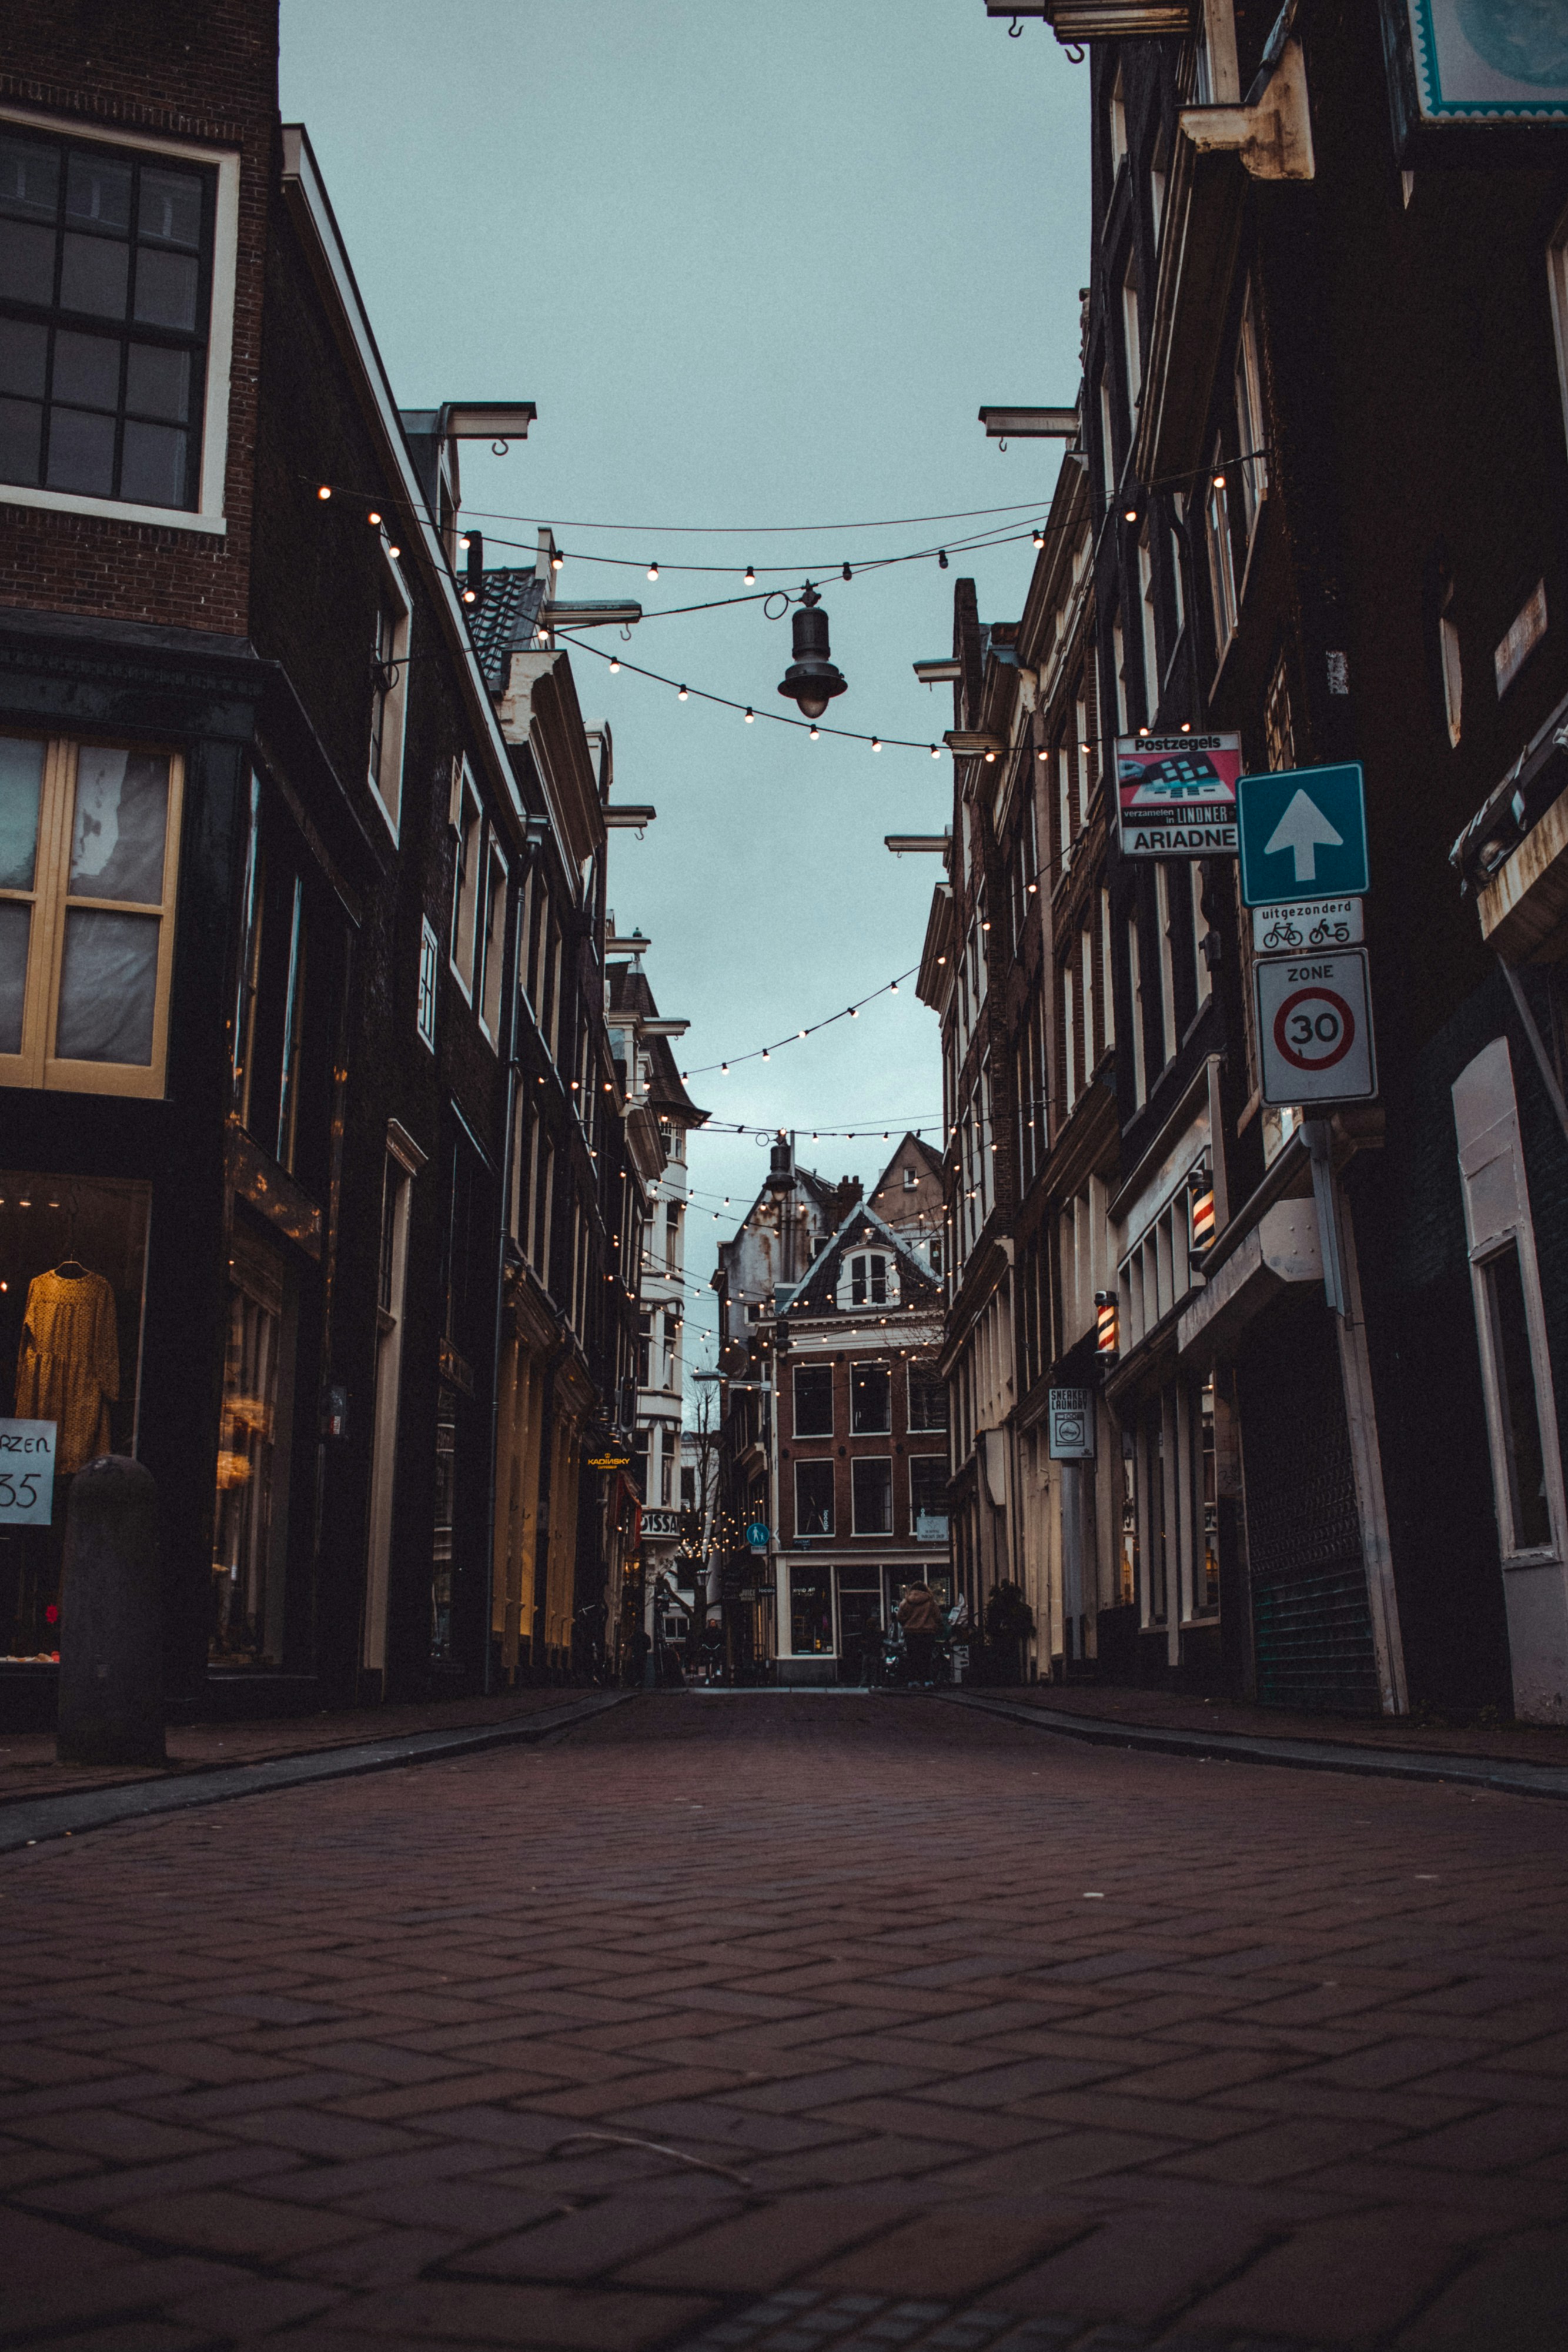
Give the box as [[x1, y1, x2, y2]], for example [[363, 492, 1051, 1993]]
[[778, 583, 848, 720]]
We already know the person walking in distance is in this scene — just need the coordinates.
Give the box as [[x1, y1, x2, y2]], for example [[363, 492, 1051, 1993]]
[[897, 1579, 942, 1686]]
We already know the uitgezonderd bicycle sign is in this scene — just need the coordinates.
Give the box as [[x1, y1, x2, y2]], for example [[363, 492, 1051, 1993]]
[[1255, 948, 1377, 1107]]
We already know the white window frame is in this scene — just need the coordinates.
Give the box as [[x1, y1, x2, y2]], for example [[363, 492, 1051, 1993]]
[[1122, 258, 1142, 420], [1191, 863, 1212, 1009], [450, 769, 483, 1000], [416, 916, 438, 1051], [1547, 201, 1568, 457], [1155, 863, 1179, 1068], [794, 1456, 835, 1539], [1235, 286, 1269, 541], [1206, 455, 1239, 658], [1139, 534, 1159, 722], [1128, 912, 1148, 1109], [477, 834, 508, 1047], [850, 1454, 894, 1537], [369, 539, 412, 836], [0, 104, 239, 535], [1453, 1037, 1567, 1572], [1440, 588, 1463, 749]]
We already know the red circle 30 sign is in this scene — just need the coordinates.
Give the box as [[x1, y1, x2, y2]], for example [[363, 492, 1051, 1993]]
[[1272, 984, 1355, 1073]]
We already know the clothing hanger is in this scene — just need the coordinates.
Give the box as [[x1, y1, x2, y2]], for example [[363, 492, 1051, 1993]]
[[54, 1187, 88, 1279]]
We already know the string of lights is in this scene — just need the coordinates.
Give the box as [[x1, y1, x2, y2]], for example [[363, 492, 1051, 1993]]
[[677, 968, 917, 1080], [557, 627, 948, 757], [309, 476, 1060, 587], [459, 496, 1064, 536]]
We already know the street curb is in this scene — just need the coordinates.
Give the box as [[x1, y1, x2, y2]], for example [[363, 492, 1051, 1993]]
[[934, 1689, 1568, 1803], [0, 1689, 633, 1854]]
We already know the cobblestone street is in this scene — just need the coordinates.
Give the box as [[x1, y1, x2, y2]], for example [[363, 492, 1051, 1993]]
[[5, 1695, 1568, 2352]]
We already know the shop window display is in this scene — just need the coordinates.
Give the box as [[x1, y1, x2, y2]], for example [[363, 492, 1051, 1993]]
[[211, 1212, 296, 1666], [0, 1172, 149, 1663]]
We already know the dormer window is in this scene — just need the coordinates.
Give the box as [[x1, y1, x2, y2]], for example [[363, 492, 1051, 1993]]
[[838, 1250, 897, 1310]]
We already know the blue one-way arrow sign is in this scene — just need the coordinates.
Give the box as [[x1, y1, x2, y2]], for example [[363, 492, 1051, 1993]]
[[1238, 763, 1369, 907]]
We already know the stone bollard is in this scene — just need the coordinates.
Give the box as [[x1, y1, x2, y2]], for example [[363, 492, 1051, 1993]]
[[56, 1455, 165, 1767]]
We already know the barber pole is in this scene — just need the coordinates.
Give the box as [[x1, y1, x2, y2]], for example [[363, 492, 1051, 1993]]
[[1094, 1289, 1118, 1357], [1188, 1168, 1216, 1259]]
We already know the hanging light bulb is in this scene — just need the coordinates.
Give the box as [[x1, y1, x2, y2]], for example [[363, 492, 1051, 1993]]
[[647, 560, 660, 580], [808, 723, 820, 739], [890, 981, 898, 993], [1032, 527, 1045, 546], [367, 509, 382, 526], [744, 564, 755, 585], [720, 1061, 728, 1072], [938, 549, 949, 569], [761, 1048, 770, 1059], [387, 543, 400, 559], [871, 738, 881, 752], [744, 707, 755, 723], [459, 533, 470, 548], [551, 550, 563, 572], [317, 484, 332, 500], [678, 684, 688, 700], [609, 656, 620, 673]]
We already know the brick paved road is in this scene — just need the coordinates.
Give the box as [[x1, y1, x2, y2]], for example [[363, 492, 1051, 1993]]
[[4, 1694, 1567, 2352]]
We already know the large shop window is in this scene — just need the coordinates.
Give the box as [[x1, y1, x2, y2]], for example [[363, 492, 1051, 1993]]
[[0, 1174, 149, 1665], [212, 1214, 297, 1667], [789, 1562, 833, 1655], [0, 734, 182, 1095], [0, 121, 229, 522]]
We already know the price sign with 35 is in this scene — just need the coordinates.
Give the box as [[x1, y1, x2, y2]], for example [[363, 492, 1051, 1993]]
[[0, 1419, 57, 1525]]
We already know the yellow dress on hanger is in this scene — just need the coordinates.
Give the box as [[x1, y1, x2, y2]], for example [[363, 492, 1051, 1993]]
[[16, 1269, 121, 1474]]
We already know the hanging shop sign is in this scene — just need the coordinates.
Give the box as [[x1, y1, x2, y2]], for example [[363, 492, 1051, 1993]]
[[1251, 896, 1364, 954], [1405, 4, 1568, 125], [0, 1420, 56, 1525], [1048, 1388, 1096, 1461], [589, 1452, 632, 1471], [1116, 733, 1242, 859], [1255, 948, 1378, 1107], [1238, 763, 1369, 906]]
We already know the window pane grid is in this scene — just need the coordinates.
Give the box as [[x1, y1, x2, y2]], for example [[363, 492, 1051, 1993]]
[[0, 126, 213, 512]]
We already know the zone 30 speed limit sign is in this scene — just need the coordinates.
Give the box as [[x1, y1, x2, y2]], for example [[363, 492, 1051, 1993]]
[[1254, 947, 1377, 1107]]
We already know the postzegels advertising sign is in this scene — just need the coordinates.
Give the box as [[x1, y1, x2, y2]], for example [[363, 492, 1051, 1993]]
[[1116, 733, 1242, 859]]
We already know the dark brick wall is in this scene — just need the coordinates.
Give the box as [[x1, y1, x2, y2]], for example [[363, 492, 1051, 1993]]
[[0, 0, 279, 637]]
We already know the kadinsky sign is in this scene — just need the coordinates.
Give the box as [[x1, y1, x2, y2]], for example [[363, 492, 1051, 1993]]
[[1116, 733, 1241, 858]]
